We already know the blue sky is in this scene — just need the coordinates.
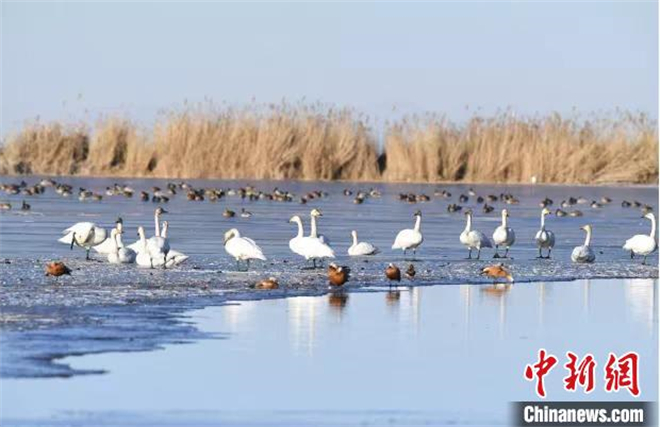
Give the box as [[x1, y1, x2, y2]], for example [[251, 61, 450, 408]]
[[1, 1, 657, 133]]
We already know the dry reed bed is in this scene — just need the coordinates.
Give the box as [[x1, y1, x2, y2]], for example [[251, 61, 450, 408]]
[[0, 106, 656, 184]]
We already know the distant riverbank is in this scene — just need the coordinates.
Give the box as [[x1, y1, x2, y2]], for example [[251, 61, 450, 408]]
[[1, 104, 657, 184]]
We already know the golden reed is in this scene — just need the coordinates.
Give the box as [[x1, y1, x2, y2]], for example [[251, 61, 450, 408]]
[[0, 104, 656, 184]]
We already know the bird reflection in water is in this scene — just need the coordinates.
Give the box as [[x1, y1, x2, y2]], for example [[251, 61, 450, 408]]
[[480, 283, 512, 339], [386, 290, 401, 307], [328, 291, 349, 313]]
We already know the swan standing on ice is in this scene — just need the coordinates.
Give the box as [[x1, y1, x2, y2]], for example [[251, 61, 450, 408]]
[[309, 208, 331, 245], [535, 207, 555, 259], [392, 210, 424, 259], [623, 212, 657, 265], [59, 222, 106, 260], [460, 210, 492, 259], [571, 225, 595, 263], [108, 228, 136, 264], [224, 228, 266, 271], [288, 215, 335, 268], [348, 230, 378, 256], [127, 207, 167, 252], [492, 209, 515, 258]]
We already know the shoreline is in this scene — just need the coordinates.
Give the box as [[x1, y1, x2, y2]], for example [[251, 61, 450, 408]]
[[0, 173, 657, 188], [1, 258, 657, 379]]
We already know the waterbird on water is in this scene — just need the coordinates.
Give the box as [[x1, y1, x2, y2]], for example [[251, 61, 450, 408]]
[[328, 263, 350, 286], [405, 264, 416, 279], [460, 209, 492, 259], [254, 277, 279, 289], [623, 212, 657, 265], [535, 208, 555, 259], [571, 225, 596, 264], [224, 228, 266, 271], [392, 210, 423, 258], [480, 263, 513, 283], [385, 263, 401, 283], [348, 230, 378, 256], [492, 209, 515, 258], [45, 261, 71, 277]]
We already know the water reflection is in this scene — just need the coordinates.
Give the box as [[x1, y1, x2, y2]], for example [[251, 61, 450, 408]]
[[385, 290, 401, 307], [624, 279, 657, 334], [480, 284, 512, 339], [221, 302, 253, 332], [287, 296, 324, 356], [398, 286, 421, 333], [328, 292, 349, 316]]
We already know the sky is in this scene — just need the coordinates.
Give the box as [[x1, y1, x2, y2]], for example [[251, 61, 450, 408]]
[[1, 1, 658, 133]]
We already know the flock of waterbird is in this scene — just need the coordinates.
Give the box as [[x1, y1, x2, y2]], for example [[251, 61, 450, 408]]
[[1, 178, 655, 286], [51, 201, 658, 288]]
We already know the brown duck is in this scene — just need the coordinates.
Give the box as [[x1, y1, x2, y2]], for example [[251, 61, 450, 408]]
[[480, 263, 513, 283], [385, 263, 401, 282], [328, 263, 350, 286], [45, 261, 72, 277], [254, 277, 279, 290]]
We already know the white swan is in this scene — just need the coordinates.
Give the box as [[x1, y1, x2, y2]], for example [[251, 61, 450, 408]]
[[492, 209, 515, 258], [348, 230, 379, 256], [135, 226, 154, 268], [147, 232, 170, 269], [392, 210, 424, 258], [535, 207, 555, 258], [59, 222, 107, 260], [159, 221, 189, 266], [288, 215, 335, 268], [126, 207, 167, 252], [108, 229, 136, 264], [224, 228, 266, 271], [309, 208, 331, 245], [459, 210, 492, 259], [571, 224, 595, 263], [93, 218, 124, 255], [623, 212, 657, 264]]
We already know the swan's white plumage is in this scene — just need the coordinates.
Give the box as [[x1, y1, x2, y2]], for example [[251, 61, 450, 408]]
[[392, 212, 423, 253], [460, 211, 492, 255], [535, 208, 555, 250], [572, 225, 595, 263], [348, 230, 378, 256], [289, 215, 335, 261], [59, 222, 107, 247], [623, 213, 657, 257], [492, 209, 515, 250], [224, 229, 266, 261], [107, 230, 136, 264]]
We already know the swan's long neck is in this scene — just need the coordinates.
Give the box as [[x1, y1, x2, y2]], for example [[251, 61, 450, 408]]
[[352, 232, 358, 246], [116, 233, 124, 248], [294, 218, 303, 238], [464, 214, 472, 232], [501, 213, 508, 227], [112, 232, 119, 253], [154, 214, 161, 237], [650, 216, 657, 238], [161, 222, 168, 238], [139, 229, 147, 250], [414, 215, 422, 232], [540, 213, 546, 230], [583, 228, 592, 247], [310, 215, 318, 238]]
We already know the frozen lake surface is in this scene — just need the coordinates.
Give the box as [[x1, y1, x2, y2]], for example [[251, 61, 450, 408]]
[[0, 177, 658, 425], [1, 279, 657, 426]]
